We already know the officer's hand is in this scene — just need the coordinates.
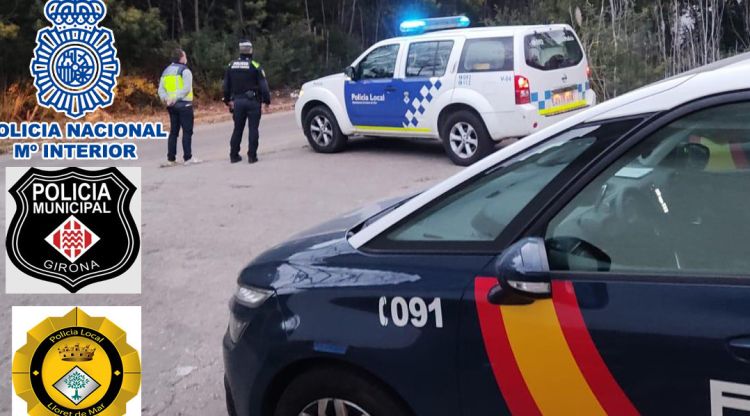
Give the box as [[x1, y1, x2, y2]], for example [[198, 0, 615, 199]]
[[228, 101, 235, 111], [167, 99, 176, 107]]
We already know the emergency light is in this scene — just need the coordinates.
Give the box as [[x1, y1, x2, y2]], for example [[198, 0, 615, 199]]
[[399, 16, 470, 35]]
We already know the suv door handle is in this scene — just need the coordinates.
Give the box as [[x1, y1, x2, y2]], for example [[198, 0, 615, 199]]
[[728, 336, 750, 362]]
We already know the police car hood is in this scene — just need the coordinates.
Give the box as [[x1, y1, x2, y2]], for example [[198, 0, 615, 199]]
[[304, 73, 346, 87], [237, 193, 414, 290]]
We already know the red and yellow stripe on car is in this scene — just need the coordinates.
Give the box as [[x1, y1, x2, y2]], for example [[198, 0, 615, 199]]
[[474, 277, 639, 416]]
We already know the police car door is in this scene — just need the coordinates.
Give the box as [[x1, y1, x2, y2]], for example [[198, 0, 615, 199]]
[[463, 97, 750, 415], [399, 39, 455, 135], [345, 43, 405, 131], [454, 36, 515, 114]]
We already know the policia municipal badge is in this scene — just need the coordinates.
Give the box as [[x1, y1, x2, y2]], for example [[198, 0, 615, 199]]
[[12, 308, 141, 415], [6, 168, 140, 293], [30, 0, 120, 119]]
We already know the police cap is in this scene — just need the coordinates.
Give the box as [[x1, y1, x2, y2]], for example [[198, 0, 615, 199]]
[[239, 40, 253, 55]]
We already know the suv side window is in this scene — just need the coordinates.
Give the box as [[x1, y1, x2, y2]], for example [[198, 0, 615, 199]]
[[406, 41, 454, 78], [366, 119, 642, 251], [357, 44, 400, 80], [546, 101, 750, 275], [459, 37, 513, 73]]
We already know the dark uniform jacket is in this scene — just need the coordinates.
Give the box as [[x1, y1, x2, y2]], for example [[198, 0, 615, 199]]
[[222, 56, 271, 105]]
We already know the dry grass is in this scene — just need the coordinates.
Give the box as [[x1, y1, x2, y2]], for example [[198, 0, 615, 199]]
[[0, 81, 297, 155], [0, 82, 52, 122]]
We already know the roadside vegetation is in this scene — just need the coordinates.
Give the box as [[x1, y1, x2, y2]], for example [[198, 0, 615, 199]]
[[1, 0, 749, 121]]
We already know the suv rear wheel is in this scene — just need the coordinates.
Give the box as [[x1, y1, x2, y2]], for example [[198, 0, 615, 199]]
[[274, 367, 410, 416], [304, 106, 347, 153], [440, 110, 494, 166]]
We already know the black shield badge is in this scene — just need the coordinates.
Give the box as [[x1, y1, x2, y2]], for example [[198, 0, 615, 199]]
[[6, 168, 140, 293]]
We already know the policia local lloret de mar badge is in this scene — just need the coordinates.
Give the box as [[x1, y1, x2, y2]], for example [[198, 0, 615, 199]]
[[5, 167, 140, 293], [12, 307, 141, 416]]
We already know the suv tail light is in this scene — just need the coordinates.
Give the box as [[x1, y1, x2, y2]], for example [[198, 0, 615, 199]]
[[585, 65, 592, 79], [515, 75, 531, 105]]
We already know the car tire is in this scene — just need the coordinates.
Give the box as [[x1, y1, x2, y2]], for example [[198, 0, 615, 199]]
[[304, 106, 348, 153], [273, 367, 411, 416], [440, 110, 494, 166]]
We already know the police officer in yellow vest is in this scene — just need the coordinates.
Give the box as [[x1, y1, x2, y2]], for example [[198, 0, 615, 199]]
[[223, 40, 271, 164], [158, 48, 200, 166], [690, 135, 749, 172]]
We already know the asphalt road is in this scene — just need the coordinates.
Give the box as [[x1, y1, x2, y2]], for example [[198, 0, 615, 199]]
[[0, 111, 461, 415]]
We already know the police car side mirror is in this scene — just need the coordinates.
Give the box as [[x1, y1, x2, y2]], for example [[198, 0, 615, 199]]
[[488, 237, 551, 305], [344, 66, 356, 80]]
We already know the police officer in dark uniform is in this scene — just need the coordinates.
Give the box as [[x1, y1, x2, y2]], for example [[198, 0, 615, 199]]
[[223, 40, 271, 164]]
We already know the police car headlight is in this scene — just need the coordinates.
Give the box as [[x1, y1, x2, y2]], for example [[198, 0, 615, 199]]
[[298, 89, 305, 97], [234, 285, 273, 308], [228, 313, 247, 344]]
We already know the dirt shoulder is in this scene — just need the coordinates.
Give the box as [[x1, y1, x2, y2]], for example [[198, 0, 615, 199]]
[[114, 91, 297, 125]]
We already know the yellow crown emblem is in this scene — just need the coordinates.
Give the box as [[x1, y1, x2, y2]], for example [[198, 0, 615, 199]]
[[58, 343, 96, 362]]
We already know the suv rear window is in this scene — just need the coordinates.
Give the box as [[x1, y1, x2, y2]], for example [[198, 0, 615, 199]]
[[524, 30, 583, 70], [459, 37, 513, 73]]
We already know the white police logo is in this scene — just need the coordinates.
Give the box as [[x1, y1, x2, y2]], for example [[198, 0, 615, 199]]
[[30, 0, 120, 119]]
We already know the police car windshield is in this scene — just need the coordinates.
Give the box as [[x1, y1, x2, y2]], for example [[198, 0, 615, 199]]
[[373, 120, 643, 248], [525, 30, 583, 70]]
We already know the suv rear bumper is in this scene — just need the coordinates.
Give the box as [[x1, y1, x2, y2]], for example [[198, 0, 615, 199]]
[[484, 90, 597, 140]]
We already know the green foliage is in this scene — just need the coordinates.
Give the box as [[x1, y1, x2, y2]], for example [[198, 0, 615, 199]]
[[107, 3, 168, 71], [0, 1, 45, 86], [253, 21, 360, 88], [244, 0, 268, 33], [181, 30, 235, 97], [180, 19, 362, 97]]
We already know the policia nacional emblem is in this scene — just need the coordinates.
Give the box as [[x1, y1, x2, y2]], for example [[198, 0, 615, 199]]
[[12, 308, 141, 415], [30, 0, 120, 119], [6, 168, 140, 293]]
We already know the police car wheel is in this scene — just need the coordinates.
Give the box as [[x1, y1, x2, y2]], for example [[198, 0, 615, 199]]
[[441, 111, 493, 166], [304, 106, 347, 153], [274, 367, 410, 416]]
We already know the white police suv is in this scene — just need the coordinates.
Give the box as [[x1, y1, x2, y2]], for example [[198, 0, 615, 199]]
[[295, 16, 597, 165]]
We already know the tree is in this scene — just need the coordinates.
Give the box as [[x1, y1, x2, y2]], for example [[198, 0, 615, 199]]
[[107, 3, 167, 72], [64, 370, 90, 402]]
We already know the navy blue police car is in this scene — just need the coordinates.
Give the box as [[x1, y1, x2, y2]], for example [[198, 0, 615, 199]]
[[224, 53, 750, 416]]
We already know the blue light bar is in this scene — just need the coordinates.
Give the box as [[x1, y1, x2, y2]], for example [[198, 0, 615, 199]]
[[399, 19, 427, 34], [399, 16, 471, 35]]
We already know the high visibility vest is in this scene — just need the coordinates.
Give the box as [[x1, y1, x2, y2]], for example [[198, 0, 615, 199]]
[[161, 63, 194, 101], [690, 135, 749, 172], [251, 60, 265, 77]]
